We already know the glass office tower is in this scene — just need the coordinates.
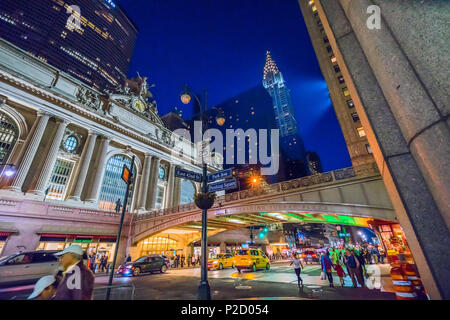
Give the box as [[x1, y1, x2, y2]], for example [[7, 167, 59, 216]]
[[0, 0, 138, 91]]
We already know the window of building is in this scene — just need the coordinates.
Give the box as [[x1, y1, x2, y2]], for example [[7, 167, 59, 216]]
[[0, 111, 19, 165], [46, 159, 74, 200], [63, 135, 78, 152], [346, 99, 354, 108], [317, 19, 322, 27], [366, 144, 373, 154], [98, 155, 134, 211], [180, 179, 195, 205], [338, 75, 345, 84], [334, 65, 341, 73], [140, 236, 178, 257], [326, 45, 332, 53], [342, 87, 350, 96], [155, 186, 165, 209], [351, 112, 360, 123], [357, 127, 366, 138], [330, 56, 337, 63]]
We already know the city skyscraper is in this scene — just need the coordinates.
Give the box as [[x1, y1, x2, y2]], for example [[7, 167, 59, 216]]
[[298, 1, 374, 168], [0, 0, 138, 92], [262, 51, 307, 178], [263, 51, 298, 138]]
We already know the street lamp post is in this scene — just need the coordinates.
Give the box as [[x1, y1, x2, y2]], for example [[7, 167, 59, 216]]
[[181, 85, 225, 300]]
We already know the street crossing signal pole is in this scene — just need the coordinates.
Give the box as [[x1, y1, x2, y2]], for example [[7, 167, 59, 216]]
[[106, 155, 135, 300], [198, 161, 211, 300]]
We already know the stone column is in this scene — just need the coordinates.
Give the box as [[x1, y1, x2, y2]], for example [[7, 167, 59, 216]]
[[165, 163, 175, 208], [29, 119, 68, 195], [138, 154, 152, 211], [68, 131, 98, 201], [8, 111, 50, 192], [172, 174, 181, 207], [148, 157, 160, 209], [129, 173, 141, 213], [86, 136, 110, 203], [314, 0, 450, 299]]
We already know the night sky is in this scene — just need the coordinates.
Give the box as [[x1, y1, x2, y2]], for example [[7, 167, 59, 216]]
[[119, 0, 351, 171]]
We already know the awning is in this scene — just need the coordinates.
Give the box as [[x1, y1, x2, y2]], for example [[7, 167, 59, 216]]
[[0, 223, 19, 234], [37, 225, 117, 237]]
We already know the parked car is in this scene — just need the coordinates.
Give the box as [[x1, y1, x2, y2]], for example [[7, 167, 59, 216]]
[[117, 255, 168, 276], [207, 253, 235, 270], [234, 248, 270, 273], [0, 250, 59, 287], [150, 254, 170, 266]]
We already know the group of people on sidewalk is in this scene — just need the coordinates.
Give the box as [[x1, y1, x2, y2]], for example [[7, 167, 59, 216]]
[[87, 252, 110, 274], [169, 254, 200, 268], [27, 244, 95, 300], [291, 246, 384, 289]]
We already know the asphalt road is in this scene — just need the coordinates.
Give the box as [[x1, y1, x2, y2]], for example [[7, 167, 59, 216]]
[[0, 262, 396, 300]]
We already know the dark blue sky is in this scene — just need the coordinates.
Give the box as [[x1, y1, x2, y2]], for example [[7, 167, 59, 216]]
[[119, 0, 351, 171]]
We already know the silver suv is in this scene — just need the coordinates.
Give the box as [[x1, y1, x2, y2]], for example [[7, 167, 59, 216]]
[[0, 250, 59, 287]]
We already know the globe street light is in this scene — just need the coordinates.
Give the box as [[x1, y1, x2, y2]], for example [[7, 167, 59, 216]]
[[180, 84, 225, 300], [1, 164, 15, 177]]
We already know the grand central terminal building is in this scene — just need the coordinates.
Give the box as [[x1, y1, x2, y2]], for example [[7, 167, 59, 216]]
[[0, 38, 223, 261]]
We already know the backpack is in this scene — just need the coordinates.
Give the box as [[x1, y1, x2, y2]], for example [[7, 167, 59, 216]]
[[346, 255, 357, 268]]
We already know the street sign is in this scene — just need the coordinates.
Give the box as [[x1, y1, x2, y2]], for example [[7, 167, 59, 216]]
[[207, 168, 233, 182], [121, 165, 131, 183], [175, 167, 202, 183], [208, 178, 237, 192]]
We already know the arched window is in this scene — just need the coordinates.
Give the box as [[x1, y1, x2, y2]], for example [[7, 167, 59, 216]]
[[180, 179, 196, 205], [99, 154, 134, 211], [0, 111, 19, 165]]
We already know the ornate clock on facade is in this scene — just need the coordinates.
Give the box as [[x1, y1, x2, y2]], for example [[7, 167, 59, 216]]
[[132, 97, 146, 113]]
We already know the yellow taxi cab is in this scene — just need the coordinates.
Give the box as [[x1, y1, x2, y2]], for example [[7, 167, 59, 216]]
[[207, 253, 235, 270], [234, 248, 270, 273]]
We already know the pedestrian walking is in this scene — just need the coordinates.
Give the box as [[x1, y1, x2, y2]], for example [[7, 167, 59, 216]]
[[27, 275, 59, 300], [115, 198, 122, 213], [379, 248, 385, 264], [320, 251, 334, 288], [353, 249, 366, 287], [191, 255, 196, 266], [371, 247, 379, 264], [187, 255, 191, 267], [344, 250, 359, 288], [333, 262, 346, 287], [289, 253, 304, 287], [181, 255, 185, 268], [54, 244, 95, 300], [89, 253, 96, 274]]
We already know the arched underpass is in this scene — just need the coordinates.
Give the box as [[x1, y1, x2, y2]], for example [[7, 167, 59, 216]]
[[129, 165, 396, 259]]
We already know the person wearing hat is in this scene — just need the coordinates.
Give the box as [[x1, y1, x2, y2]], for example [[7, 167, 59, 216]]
[[27, 275, 59, 300], [53, 244, 95, 300]]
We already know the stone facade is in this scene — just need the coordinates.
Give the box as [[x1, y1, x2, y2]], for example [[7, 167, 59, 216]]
[[299, 0, 450, 299], [0, 38, 211, 261]]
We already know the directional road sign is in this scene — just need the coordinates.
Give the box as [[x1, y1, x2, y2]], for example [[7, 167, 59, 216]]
[[208, 168, 233, 182], [175, 167, 202, 183], [208, 178, 237, 192]]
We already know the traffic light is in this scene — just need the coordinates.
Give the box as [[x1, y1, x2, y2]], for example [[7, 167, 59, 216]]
[[264, 227, 268, 232], [259, 232, 265, 239]]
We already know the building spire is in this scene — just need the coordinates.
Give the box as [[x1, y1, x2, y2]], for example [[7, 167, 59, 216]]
[[263, 50, 279, 80]]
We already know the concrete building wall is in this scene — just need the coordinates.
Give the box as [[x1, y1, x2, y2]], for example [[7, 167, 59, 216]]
[[299, 0, 450, 299]]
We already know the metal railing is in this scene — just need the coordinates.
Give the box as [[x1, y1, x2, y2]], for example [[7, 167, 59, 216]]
[[93, 284, 136, 300], [136, 162, 380, 221]]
